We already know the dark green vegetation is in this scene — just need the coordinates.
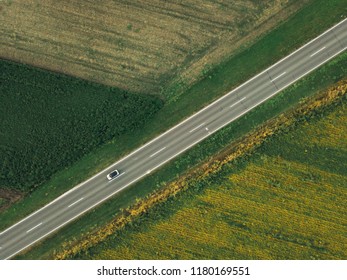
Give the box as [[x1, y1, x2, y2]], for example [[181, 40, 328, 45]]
[[1, 0, 346, 258], [0, 60, 163, 191]]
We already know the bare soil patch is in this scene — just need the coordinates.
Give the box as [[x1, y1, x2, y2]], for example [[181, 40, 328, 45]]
[[0, 188, 23, 212]]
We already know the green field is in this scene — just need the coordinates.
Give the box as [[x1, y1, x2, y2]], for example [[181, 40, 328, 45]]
[[71, 87, 347, 260], [0, 60, 163, 192]]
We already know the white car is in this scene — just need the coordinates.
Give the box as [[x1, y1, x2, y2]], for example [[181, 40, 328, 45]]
[[107, 169, 120, 181]]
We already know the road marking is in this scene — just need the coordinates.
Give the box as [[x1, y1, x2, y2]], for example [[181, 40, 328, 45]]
[[230, 97, 246, 108], [26, 223, 42, 233], [68, 197, 84, 208], [149, 147, 166, 158], [272, 71, 286, 81], [189, 123, 205, 133], [1, 18, 346, 240], [310, 46, 326, 57]]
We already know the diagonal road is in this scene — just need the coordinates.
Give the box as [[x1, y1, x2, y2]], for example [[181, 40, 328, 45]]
[[0, 18, 346, 260]]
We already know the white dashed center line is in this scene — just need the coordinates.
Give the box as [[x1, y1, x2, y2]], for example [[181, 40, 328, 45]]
[[229, 97, 246, 108], [189, 123, 206, 133], [272, 71, 286, 81], [68, 197, 84, 208], [149, 147, 166, 158], [26, 223, 42, 233], [310, 46, 326, 57]]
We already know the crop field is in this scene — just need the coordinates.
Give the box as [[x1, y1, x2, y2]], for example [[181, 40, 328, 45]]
[[0, 0, 307, 98], [75, 97, 347, 260], [0, 60, 163, 193]]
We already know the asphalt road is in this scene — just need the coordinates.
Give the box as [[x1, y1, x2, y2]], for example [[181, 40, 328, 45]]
[[1, 19, 346, 260]]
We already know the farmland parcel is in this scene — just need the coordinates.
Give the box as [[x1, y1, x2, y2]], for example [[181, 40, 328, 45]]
[[1, 0, 308, 98], [0, 60, 163, 194]]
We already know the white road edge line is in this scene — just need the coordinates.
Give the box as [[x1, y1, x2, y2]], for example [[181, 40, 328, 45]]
[[4, 44, 346, 259], [230, 97, 246, 108], [310, 46, 326, 57], [272, 71, 286, 81], [26, 223, 42, 233], [149, 147, 167, 158], [189, 123, 205, 133], [67, 198, 84, 208], [1, 18, 346, 239]]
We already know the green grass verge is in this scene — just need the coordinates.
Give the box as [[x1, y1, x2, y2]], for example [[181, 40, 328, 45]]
[[2, 0, 346, 257], [15, 50, 347, 259]]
